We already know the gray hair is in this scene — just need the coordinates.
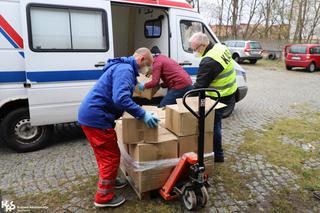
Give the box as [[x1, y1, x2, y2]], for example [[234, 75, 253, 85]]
[[188, 32, 209, 46], [134, 47, 152, 58]]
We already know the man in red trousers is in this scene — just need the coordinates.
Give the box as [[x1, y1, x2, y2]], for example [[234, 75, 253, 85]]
[[78, 48, 159, 208]]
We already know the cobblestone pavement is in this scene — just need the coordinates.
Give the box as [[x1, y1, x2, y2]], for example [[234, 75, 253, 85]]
[[1, 65, 320, 212]]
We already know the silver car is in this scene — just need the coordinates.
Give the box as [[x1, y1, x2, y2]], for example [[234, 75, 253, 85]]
[[225, 40, 263, 64]]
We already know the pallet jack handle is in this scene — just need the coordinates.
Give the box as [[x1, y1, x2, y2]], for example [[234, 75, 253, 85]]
[[182, 88, 220, 168]]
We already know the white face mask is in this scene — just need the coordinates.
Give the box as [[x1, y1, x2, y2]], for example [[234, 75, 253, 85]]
[[193, 51, 201, 58], [139, 66, 152, 75]]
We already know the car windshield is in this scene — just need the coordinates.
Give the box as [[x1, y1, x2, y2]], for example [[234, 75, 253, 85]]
[[250, 42, 262, 49], [290, 46, 307, 54]]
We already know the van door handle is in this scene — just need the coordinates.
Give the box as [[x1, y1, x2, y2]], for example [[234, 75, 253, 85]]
[[179, 61, 192, 66], [95, 62, 105, 67]]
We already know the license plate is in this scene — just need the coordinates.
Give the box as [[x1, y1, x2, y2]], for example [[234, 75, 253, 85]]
[[292, 56, 300, 60], [251, 51, 259, 54]]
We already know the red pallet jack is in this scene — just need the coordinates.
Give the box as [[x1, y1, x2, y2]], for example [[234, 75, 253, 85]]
[[159, 88, 220, 210]]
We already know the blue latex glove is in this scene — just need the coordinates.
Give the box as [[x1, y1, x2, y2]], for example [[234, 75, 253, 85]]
[[143, 111, 160, 128], [138, 81, 145, 91]]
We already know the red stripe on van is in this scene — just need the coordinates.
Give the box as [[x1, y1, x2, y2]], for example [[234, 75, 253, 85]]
[[0, 15, 23, 48]]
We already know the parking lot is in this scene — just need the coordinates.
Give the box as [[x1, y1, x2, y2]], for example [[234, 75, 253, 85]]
[[1, 61, 320, 212]]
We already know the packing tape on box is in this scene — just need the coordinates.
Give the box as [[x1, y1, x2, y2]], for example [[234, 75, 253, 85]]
[[120, 144, 214, 172]]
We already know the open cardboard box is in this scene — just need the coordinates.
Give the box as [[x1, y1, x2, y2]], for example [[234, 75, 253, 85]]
[[133, 75, 160, 100]]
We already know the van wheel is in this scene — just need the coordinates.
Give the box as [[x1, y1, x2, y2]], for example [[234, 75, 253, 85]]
[[249, 59, 257, 64], [286, 65, 292, 70], [232, 54, 240, 63], [0, 108, 53, 152], [308, 62, 316, 72]]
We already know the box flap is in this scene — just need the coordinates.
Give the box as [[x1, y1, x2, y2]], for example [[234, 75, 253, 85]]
[[175, 97, 226, 113]]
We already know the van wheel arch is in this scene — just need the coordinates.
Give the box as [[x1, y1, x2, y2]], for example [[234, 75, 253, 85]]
[[0, 101, 53, 152], [232, 53, 240, 63]]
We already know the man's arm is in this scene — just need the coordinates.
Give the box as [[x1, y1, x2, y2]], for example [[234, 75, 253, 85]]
[[144, 61, 162, 89], [193, 57, 224, 88], [112, 67, 145, 119]]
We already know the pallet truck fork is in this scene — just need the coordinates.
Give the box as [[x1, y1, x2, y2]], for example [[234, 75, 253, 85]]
[[159, 88, 220, 210]]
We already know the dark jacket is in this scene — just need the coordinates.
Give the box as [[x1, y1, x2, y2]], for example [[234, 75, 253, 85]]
[[78, 56, 145, 129]]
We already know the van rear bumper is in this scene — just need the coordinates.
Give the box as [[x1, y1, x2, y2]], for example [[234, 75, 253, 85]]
[[236, 86, 248, 102]]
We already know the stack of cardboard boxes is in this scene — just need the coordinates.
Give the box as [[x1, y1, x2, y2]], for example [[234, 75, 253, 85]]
[[117, 98, 223, 198]]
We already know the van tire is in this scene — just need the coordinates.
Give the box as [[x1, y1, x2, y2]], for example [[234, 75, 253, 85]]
[[249, 59, 257, 64], [0, 107, 53, 152], [232, 54, 240, 63], [222, 95, 236, 118], [308, 62, 316, 72]]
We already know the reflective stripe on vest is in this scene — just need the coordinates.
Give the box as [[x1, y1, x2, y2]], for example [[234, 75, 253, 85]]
[[203, 43, 237, 97]]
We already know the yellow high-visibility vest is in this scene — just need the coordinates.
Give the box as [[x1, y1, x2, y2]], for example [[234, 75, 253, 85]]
[[202, 43, 237, 97]]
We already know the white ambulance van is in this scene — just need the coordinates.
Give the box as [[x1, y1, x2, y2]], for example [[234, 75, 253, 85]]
[[0, 0, 247, 152]]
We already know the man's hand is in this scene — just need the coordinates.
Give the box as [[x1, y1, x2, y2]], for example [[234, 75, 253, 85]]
[[143, 111, 160, 128]]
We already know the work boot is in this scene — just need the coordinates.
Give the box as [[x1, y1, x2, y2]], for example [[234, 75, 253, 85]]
[[214, 155, 224, 163], [94, 194, 126, 208], [115, 178, 128, 189]]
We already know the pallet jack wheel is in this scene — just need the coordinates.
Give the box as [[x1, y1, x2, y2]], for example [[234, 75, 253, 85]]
[[198, 186, 209, 207], [182, 189, 197, 210]]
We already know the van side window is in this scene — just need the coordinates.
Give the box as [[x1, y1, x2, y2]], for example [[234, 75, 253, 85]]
[[145, 19, 161, 38], [28, 5, 108, 52], [180, 20, 216, 53]]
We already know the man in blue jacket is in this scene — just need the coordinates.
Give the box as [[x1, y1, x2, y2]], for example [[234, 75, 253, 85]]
[[78, 48, 159, 208]]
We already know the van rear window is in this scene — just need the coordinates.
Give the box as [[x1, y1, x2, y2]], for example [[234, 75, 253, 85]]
[[290, 46, 307, 54]]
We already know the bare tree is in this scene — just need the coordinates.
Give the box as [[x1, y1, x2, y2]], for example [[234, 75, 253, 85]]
[[231, 0, 239, 38], [307, 0, 320, 42]]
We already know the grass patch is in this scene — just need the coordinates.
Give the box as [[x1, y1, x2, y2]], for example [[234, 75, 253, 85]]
[[255, 59, 284, 69], [239, 111, 320, 190], [248, 187, 315, 213]]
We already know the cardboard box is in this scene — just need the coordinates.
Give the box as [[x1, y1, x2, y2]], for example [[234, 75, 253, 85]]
[[133, 75, 160, 100], [142, 105, 165, 119], [165, 97, 225, 136], [115, 120, 129, 153], [124, 153, 214, 194], [178, 133, 213, 157], [129, 128, 178, 161], [122, 112, 158, 144]]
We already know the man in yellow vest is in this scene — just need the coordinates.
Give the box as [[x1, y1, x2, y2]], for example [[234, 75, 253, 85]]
[[189, 32, 237, 162]]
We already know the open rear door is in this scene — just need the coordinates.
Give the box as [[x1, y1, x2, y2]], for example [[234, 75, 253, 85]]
[[21, 0, 113, 125]]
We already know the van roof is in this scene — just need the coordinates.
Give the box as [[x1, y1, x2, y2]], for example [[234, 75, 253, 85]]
[[112, 0, 193, 10]]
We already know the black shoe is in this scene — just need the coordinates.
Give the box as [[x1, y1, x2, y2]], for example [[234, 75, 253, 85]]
[[94, 195, 126, 208], [214, 155, 224, 163], [115, 178, 128, 189]]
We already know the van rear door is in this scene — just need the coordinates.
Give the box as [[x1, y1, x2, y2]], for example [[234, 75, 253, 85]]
[[21, 0, 113, 125]]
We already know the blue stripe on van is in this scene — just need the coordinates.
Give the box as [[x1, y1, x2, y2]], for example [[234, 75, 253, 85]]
[[184, 67, 198, 75], [0, 71, 26, 83], [26, 70, 104, 82]]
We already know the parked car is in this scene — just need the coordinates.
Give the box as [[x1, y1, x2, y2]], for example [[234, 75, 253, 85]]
[[224, 40, 263, 64], [284, 44, 320, 72]]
